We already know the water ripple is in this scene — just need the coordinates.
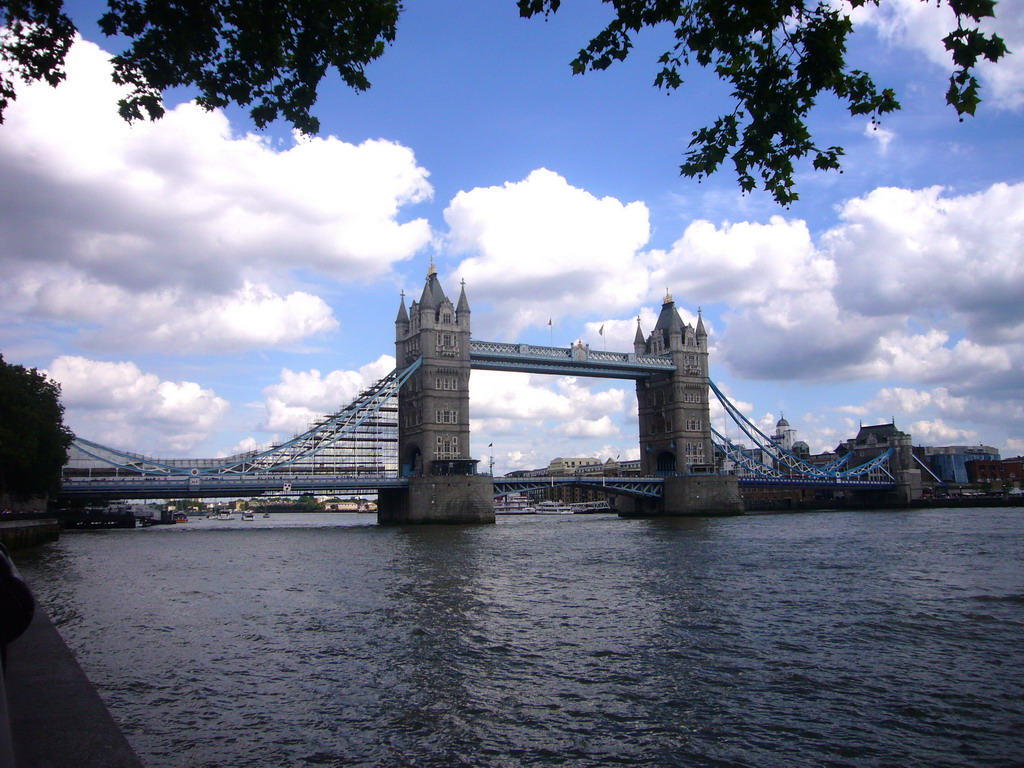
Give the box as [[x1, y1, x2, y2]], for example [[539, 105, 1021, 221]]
[[16, 509, 1024, 767]]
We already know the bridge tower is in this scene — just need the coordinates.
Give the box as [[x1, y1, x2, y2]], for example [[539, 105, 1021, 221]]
[[377, 263, 494, 524], [627, 292, 742, 516]]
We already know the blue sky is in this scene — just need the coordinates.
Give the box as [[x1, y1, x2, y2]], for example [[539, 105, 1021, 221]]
[[2, 0, 1023, 472]]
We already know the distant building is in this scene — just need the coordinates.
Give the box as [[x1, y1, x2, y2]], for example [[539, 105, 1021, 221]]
[[966, 456, 1021, 487], [546, 457, 603, 476], [923, 445, 1001, 484], [836, 423, 916, 471], [504, 455, 640, 507], [773, 415, 796, 453], [719, 416, 814, 476]]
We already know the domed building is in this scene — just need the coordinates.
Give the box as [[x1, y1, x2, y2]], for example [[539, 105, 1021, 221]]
[[773, 414, 796, 453]]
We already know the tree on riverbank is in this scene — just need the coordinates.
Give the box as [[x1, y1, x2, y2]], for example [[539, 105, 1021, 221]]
[[0, 355, 74, 502], [0, 0, 1009, 204]]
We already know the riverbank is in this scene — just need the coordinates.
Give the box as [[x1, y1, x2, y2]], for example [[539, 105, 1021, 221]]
[[4, 607, 144, 768]]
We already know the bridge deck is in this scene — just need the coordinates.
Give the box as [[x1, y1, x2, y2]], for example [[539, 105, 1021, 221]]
[[59, 472, 895, 501]]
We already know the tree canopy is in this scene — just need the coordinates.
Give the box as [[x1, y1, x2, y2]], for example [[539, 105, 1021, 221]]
[[0, 0, 1009, 203], [0, 354, 75, 501]]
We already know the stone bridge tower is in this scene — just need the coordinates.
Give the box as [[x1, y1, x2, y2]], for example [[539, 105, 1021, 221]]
[[378, 263, 494, 524], [634, 292, 713, 475], [626, 292, 742, 516]]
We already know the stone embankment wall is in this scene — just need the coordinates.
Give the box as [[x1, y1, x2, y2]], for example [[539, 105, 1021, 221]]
[[0, 517, 60, 550]]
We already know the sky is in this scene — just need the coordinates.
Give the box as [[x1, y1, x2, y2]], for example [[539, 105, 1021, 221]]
[[1, 0, 1023, 474]]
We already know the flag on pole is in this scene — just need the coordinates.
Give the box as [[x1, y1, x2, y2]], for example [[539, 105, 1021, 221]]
[[599, 324, 604, 336], [547, 318, 552, 326]]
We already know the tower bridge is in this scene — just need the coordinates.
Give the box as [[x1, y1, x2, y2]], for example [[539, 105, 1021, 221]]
[[60, 264, 916, 521]]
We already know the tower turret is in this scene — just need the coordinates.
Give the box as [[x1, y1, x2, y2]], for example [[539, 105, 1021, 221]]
[[395, 291, 409, 340], [456, 279, 471, 329], [696, 308, 707, 351], [633, 317, 646, 355]]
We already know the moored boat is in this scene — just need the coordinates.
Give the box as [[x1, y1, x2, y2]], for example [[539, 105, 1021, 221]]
[[495, 494, 536, 515], [535, 501, 573, 515]]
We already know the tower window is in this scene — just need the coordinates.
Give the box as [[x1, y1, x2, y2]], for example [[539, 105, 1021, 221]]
[[436, 435, 459, 459], [435, 409, 459, 424]]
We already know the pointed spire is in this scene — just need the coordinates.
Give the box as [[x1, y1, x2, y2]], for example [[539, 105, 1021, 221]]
[[427, 254, 437, 277], [419, 270, 437, 310], [395, 290, 409, 325], [664, 288, 674, 305], [696, 306, 706, 337], [633, 316, 646, 352], [457, 278, 471, 315]]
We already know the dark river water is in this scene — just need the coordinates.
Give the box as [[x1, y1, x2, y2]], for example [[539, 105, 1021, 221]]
[[15, 508, 1024, 767]]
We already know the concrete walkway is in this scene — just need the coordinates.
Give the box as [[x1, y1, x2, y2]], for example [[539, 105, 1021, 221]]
[[4, 609, 144, 768]]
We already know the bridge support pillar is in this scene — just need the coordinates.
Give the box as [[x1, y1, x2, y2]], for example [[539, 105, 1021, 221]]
[[377, 475, 495, 524], [620, 475, 743, 517]]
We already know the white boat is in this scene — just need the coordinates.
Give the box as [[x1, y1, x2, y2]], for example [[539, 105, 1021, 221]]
[[495, 494, 535, 515], [535, 501, 574, 515], [217, 511, 232, 520], [241, 510, 255, 521]]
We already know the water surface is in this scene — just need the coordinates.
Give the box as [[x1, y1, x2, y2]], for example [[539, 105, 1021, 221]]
[[17, 509, 1024, 767]]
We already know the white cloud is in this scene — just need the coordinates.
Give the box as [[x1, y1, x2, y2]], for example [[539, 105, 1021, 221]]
[[0, 37, 432, 351], [647, 216, 835, 307], [261, 355, 396, 434], [468, 370, 632, 469], [446, 169, 652, 336], [45, 356, 229, 452], [693, 183, 1024, 402], [826, 184, 1024, 341], [863, 331, 1013, 385], [135, 283, 338, 353], [908, 418, 979, 445], [867, 386, 969, 417], [853, 0, 1024, 110], [864, 120, 896, 152], [557, 415, 619, 438]]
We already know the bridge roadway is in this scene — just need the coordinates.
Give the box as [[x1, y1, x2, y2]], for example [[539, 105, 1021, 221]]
[[59, 473, 895, 502], [58, 474, 409, 500]]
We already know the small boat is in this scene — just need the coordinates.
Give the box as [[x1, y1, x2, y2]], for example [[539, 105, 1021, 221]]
[[495, 494, 535, 515], [241, 510, 255, 521], [262, 512, 270, 519], [535, 501, 574, 515], [217, 511, 232, 520]]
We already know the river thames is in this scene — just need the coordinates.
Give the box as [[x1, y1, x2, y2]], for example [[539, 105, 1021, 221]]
[[15, 508, 1024, 767]]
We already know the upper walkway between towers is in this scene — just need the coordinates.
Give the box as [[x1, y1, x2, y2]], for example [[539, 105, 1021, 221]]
[[468, 339, 675, 379]]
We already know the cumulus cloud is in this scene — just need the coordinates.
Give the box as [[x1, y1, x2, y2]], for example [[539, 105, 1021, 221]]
[[446, 169, 651, 336], [853, 0, 1024, 110], [0, 37, 432, 351], [468, 370, 631, 469], [648, 216, 836, 307], [45, 356, 229, 453], [261, 355, 396, 435], [131, 283, 338, 353], [864, 120, 896, 152], [827, 184, 1024, 342], [672, 183, 1024, 402], [908, 418, 979, 445]]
